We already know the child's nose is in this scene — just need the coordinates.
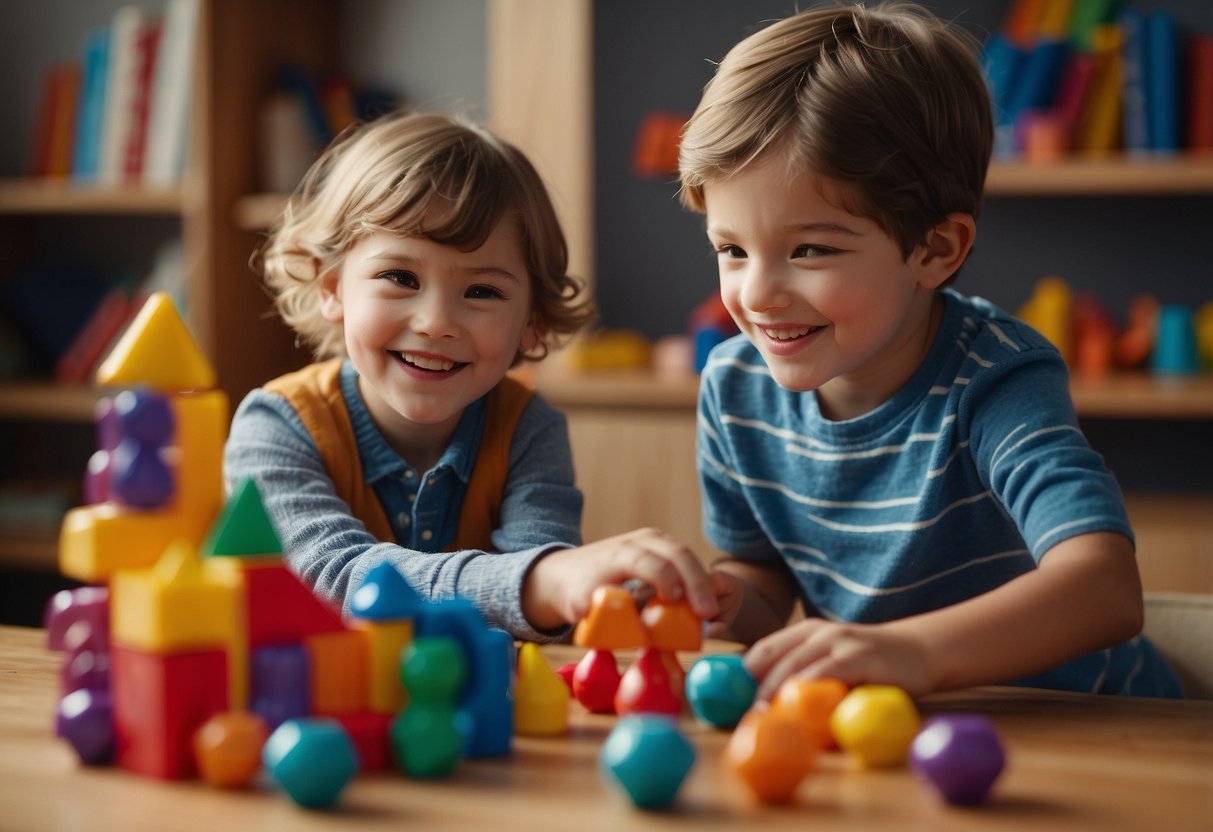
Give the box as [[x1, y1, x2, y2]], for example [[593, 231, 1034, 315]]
[[412, 294, 461, 337], [740, 263, 791, 312]]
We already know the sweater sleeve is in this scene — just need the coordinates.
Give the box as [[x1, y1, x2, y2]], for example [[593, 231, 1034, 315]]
[[223, 388, 573, 641]]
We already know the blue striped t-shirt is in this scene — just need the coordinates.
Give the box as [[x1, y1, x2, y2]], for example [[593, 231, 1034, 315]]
[[698, 289, 1180, 696]]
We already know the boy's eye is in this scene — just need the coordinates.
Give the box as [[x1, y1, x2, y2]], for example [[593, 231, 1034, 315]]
[[792, 244, 837, 258], [466, 285, 506, 300], [379, 269, 418, 288], [716, 244, 746, 259]]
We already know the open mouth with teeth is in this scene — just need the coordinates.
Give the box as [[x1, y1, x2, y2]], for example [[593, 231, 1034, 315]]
[[762, 325, 823, 341], [392, 351, 467, 375]]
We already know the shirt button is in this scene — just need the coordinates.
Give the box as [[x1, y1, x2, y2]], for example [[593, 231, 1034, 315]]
[[408, 493, 416, 503], [404, 470, 416, 479], [421, 530, 434, 542], [397, 512, 411, 527]]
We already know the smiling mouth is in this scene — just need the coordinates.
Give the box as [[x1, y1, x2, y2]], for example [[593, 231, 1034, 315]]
[[393, 351, 466, 373], [762, 325, 823, 341]]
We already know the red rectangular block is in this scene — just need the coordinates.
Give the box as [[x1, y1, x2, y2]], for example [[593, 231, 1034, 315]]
[[111, 645, 229, 779], [327, 711, 393, 772], [239, 564, 345, 648]]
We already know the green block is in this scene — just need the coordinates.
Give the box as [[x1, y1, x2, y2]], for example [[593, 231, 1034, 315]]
[[201, 478, 283, 556]]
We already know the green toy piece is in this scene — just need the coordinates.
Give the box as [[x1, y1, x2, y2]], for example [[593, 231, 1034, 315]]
[[200, 478, 283, 557], [390, 636, 468, 778]]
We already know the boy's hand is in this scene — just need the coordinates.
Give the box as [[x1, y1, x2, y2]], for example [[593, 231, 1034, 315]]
[[744, 619, 935, 700], [522, 528, 718, 630]]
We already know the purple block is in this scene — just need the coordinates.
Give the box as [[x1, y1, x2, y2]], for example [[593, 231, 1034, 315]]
[[910, 714, 1006, 804], [44, 587, 110, 652], [251, 644, 311, 731], [113, 387, 174, 446], [57, 688, 115, 765], [62, 645, 110, 694]]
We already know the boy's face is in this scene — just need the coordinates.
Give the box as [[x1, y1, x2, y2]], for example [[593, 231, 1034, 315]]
[[703, 154, 944, 419], [320, 212, 537, 449]]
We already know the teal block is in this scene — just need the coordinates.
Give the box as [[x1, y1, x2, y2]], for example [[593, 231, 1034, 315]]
[[262, 718, 359, 808], [601, 715, 695, 810], [685, 654, 757, 728]]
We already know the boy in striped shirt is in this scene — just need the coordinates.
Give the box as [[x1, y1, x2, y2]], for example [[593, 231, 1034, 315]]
[[680, 3, 1181, 697]]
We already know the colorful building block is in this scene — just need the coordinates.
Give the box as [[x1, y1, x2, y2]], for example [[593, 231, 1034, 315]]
[[601, 715, 695, 810], [305, 629, 368, 714], [829, 684, 921, 768], [110, 644, 229, 779], [95, 292, 217, 393], [192, 711, 269, 789], [391, 636, 468, 778], [349, 561, 425, 620], [44, 585, 109, 652], [770, 676, 849, 749], [108, 387, 175, 509], [514, 642, 570, 736], [56, 687, 115, 765], [200, 478, 283, 557], [640, 598, 702, 651], [415, 600, 513, 757], [685, 654, 756, 729], [910, 714, 1006, 804], [615, 647, 682, 718], [572, 648, 621, 714], [573, 585, 649, 650], [351, 618, 413, 714], [723, 703, 817, 804], [329, 711, 393, 773], [263, 718, 359, 809], [250, 644, 311, 731]]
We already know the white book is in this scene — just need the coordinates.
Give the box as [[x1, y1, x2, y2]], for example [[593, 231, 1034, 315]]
[[143, 0, 199, 187], [97, 5, 148, 185]]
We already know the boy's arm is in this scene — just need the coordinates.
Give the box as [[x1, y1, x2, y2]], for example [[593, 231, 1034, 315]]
[[710, 557, 799, 644], [745, 530, 1143, 698]]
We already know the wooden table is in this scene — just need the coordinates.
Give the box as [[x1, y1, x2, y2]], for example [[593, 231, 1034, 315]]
[[1, 625, 1210, 831]]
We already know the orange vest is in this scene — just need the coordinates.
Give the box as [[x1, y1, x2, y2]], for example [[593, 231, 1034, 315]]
[[264, 359, 533, 551]]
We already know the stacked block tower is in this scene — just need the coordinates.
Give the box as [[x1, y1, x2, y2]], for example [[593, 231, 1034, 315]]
[[46, 292, 516, 806]]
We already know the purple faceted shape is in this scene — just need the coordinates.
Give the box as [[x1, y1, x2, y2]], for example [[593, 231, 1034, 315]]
[[57, 688, 115, 765], [62, 646, 110, 694], [910, 714, 1006, 804], [44, 587, 110, 652], [113, 388, 174, 446]]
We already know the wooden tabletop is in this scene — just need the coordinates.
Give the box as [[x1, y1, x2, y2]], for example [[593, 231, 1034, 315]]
[[1, 624, 1211, 830]]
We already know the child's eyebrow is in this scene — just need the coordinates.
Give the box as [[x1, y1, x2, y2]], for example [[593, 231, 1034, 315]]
[[363, 250, 521, 282], [786, 222, 861, 236]]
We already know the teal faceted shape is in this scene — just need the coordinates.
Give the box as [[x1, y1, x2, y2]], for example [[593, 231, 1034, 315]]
[[600, 715, 695, 809], [349, 562, 424, 620], [262, 717, 359, 808], [685, 654, 757, 728]]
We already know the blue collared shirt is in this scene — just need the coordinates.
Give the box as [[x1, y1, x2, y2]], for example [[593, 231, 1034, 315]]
[[224, 360, 582, 641]]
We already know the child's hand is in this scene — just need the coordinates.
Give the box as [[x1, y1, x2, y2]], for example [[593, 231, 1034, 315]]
[[523, 528, 719, 630], [744, 619, 935, 700]]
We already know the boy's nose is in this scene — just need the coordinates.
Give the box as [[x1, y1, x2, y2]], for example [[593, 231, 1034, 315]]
[[412, 294, 461, 338], [740, 264, 791, 313]]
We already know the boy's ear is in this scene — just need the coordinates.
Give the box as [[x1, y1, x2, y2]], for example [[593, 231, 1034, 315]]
[[916, 212, 976, 290], [519, 316, 542, 353], [318, 261, 344, 322]]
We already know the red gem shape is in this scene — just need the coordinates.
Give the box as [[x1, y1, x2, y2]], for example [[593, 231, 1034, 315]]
[[615, 648, 682, 718], [572, 649, 621, 714]]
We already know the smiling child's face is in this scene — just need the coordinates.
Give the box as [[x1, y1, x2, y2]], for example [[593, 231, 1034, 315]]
[[320, 209, 536, 449], [703, 153, 946, 420]]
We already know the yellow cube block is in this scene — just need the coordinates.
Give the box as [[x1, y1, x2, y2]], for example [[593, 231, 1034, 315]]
[[351, 619, 413, 713]]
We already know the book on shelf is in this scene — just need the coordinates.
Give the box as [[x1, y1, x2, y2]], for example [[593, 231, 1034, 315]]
[[983, 1, 1210, 161], [143, 0, 199, 187], [53, 288, 144, 385], [1189, 35, 1213, 153], [97, 5, 156, 185], [28, 63, 81, 179], [73, 27, 111, 182]]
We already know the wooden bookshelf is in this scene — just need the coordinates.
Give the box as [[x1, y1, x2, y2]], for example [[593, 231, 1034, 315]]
[[985, 156, 1213, 195], [0, 178, 184, 215], [0, 384, 102, 423]]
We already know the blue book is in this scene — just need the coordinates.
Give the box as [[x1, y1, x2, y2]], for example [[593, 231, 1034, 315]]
[[1120, 8, 1150, 153], [1003, 38, 1070, 151], [73, 27, 110, 181], [1146, 10, 1180, 152], [981, 33, 1028, 127]]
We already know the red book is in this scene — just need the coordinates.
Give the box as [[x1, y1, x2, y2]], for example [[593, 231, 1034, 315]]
[[1188, 35, 1213, 154], [28, 64, 79, 177], [122, 21, 162, 181], [54, 290, 139, 384]]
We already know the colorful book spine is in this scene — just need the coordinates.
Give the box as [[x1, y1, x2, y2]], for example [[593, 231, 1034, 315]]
[[144, 0, 200, 187], [1145, 11, 1179, 153], [1119, 7, 1150, 154], [1052, 52, 1097, 149], [1005, 38, 1071, 150], [98, 6, 150, 185], [121, 20, 162, 181], [46, 64, 81, 179], [1188, 35, 1213, 154], [54, 290, 134, 385], [73, 27, 111, 182], [1075, 23, 1124, 155], [1067, 0, 1122, 52]]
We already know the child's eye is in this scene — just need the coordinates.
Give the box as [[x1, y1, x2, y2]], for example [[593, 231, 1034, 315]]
[[379, 270, 419, 288], [466, 285, 505, 300], [792, 244, 836, 258], [715, 244, 746, 259]]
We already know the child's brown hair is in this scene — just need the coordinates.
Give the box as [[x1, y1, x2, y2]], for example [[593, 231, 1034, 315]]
[[679, 2, 993, 263], [258, 111, 595, 361]]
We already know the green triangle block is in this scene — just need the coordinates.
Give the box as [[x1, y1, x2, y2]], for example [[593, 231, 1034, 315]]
[[202, 479, 283, 557]]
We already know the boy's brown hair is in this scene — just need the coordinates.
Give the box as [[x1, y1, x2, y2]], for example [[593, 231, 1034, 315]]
[[679, 2, 993, 262], [257, 111, 595, 362]]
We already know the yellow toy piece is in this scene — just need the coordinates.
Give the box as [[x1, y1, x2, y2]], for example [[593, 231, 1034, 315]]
[[59, 388, 229, 583], [1016, 276, 1073, 364], [829, 684, 921, 768], [514, 642, 570, 736], [350, 619, 413, 713], [96, 292, 217, 392]]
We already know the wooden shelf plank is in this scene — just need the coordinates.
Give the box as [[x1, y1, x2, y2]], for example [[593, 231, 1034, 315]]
[[986, 156, 1213, 196], [0, 529, 62, 572], [0, 384, 102, 423], [0, 178, 184, 215]]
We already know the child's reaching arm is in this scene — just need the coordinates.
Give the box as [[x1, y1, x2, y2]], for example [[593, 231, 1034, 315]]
[[742, 529, 1144, 699]]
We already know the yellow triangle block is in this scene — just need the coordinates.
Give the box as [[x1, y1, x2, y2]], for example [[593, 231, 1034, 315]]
[[96, 292, 216, 392]]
